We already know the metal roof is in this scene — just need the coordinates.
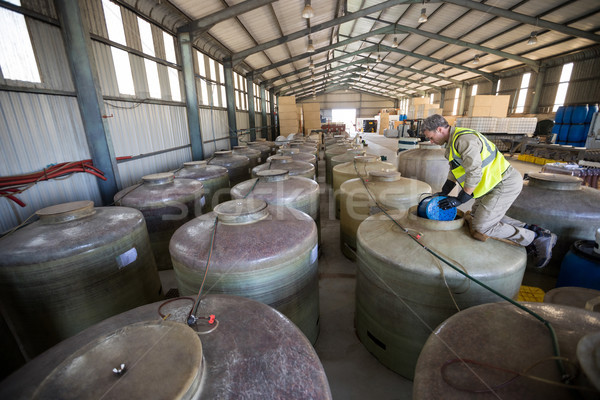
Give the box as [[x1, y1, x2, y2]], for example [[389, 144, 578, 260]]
[[124, 0, 600, 101]]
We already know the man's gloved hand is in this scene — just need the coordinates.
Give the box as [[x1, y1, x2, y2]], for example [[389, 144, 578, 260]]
[[434, 179, 456, 197], [438, 190, 473, 210]]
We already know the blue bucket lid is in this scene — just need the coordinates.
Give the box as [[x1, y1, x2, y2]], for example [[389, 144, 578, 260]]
[[417, 195, 457, 221]]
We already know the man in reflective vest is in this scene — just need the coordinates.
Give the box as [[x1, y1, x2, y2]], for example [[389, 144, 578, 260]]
[[421, 114, 557, 269]]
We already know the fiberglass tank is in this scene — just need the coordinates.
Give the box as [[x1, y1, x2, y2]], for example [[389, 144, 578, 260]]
[[397, 142, 449, 192], [506, 172, 600, 274], [233, 145, 262, 168], [208, 150, 251, 186], [355, 207, 527, 379], [332, 155, 395, 219], [252, 155, 315, 180], [114, 172, 204, 270], [0, 200, 163, 359], [174, 160, 230, 212], [339, 171, 431, 260], [170, 198, 320, 343], [0, 295, 332, 400]]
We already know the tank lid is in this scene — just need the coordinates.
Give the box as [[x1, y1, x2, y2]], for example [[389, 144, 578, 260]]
[[368, 171, 401, 182], [270, 155, 293, 163], [278, 148, 300, 155], [256, 169, 289, 181], [183, 160, 207, 169], [233, 145, 247, 150], [32, 321, 203, 400], [214, 199, 269, 224], [405, 205, 465, 231], [214, 150, 232, 156], [36, 200, 95, 224], [354, 155, 378, 163], [528, 172, 582, 190], [142, 172, 174, 184]]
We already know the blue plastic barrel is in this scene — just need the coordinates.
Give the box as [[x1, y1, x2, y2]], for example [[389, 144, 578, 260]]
[[567, 124, 587, 144], [586, 104, 599, 123], [555, 106, 565, 124], [551, 123, 561, 137], [563, 106, 574, 124], [557, 124, 570, 144], [572, 105, 588, 124], [417, 196, 457, 221], [557, 240, 600, 290]]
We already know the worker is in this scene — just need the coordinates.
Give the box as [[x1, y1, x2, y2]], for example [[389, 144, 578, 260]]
[[421, 114, 557, 268]]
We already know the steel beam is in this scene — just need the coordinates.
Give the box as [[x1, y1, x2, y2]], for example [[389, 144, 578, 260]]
[[231, 0, 432, 64], [445, 0, 600, 43], [273, 62, 368, 91], [178, 31, 204, 161], [179, 0, 277, 36], [54, 0, 120, 204]]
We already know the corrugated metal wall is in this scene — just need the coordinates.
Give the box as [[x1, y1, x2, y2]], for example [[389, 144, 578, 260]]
[[567, 58, 600, 105], [199, 108, 230, 155]]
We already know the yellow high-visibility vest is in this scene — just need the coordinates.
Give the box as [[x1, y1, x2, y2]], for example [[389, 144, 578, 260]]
[[448, 128, 511, 198]]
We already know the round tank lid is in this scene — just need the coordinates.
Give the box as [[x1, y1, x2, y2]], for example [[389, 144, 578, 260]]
[[233, 145, 247, 150], [270, 155, 293, 163], [528, 172, 582, 190], [577, 331, 600, 391], [142, 172, 174, 184], [36, 200, 95, 223], [256, 169, 289, 181], [183, 160, 207, 169], [368, 170, 401, 182], [214, 198, 269, 224], [354, 155, 378, 163], [214, 150, 232, 156], [32, 321, 203, 400], [406, 205, 464, 231]]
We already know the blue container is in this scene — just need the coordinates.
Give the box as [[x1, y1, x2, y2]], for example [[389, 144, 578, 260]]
[[571, 105, 588, 124], [557, 124, 570, 144], [557, 240, 600, 290], [567, 124, 587, 144], [417, 195, 457, 221], [563, 106, 574, 124], [586, 105, 598, 123], [555, 106, 565, 124], [551, 123, 561, 138]]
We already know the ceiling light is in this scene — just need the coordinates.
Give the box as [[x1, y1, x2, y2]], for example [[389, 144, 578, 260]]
[[439, 70, 446, 77], [392, 37, 399, 48], [301, 1, 314, 19], [472, 55, 480, 65], [527, 31, 538, 45], [309, 60, 315, 69], [307, 38, 315, 53], [376, 54, 382, 63], [418, 8, 427, 23]]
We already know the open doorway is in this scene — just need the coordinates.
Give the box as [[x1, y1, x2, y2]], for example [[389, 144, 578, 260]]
[[332, 109, 357, 135]]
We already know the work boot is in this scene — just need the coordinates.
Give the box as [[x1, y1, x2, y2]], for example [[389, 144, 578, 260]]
[[525, 224, 552, 237], [526, 232, 558, 268]]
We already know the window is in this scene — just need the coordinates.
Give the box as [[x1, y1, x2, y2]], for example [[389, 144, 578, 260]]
[[496, 79, 501, 95], [197, 51, 209, 105], [0, 1, 41, 82], [471, 84, 478, 96], [254, 83, 261, 113], [429, 93, 434, 103], [137, 17, 161, 98], [266, 90, 271, 111], [102, 0, 135, 95], [515, 73, 530, 113], [553, 63, 573, 112], [452, 88, 460, 116]]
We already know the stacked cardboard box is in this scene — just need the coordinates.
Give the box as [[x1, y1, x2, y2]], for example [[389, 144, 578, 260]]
[[467, 95, 510, 117], [278, 96, 298, 135], [379, 112, 390, 135], [302, 103, 321, 139]]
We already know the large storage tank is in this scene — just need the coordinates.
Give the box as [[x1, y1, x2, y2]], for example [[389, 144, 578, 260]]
[[231, 169, 321, 245], [255, 137, 279, 154], [0, 295, 332, 400], [506, 173, 600, 274], [276, 148, 317, 171], [252, 155, 315, 180], [329, 149, 368, 186], [355, 208, 527, 379], [246, 141, 272, 161], [174, 160, 230, 212], [413, 302, 600, 399], [289, 142, 319, 160], [332, 156, 395, 219], [233, 145, 262, 168], [208, 150, 251, 185], [339, 171, 431, 260], [325, 143, 353, 185], [170, 199, 320, 343], [397, 143, 449, 192], [114, 173, 204, 270], [0, 201, 163, 358]]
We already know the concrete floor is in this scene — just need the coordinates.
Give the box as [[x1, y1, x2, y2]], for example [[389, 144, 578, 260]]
[[159, 133, 549, 399]]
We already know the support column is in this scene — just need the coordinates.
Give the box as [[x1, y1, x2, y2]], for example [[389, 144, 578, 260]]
[[177, 31, 204, 160], [458, 84, 467, 117], [439, 89, 446, 110], [260, 84, 268, 139], [269, 89, 276, 141], [491, 78, 499, 95], [223, 58, 238, 148], [530, 67, 546, 114], [55, 0, 120, 205], [246, 73, 256, 142]]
